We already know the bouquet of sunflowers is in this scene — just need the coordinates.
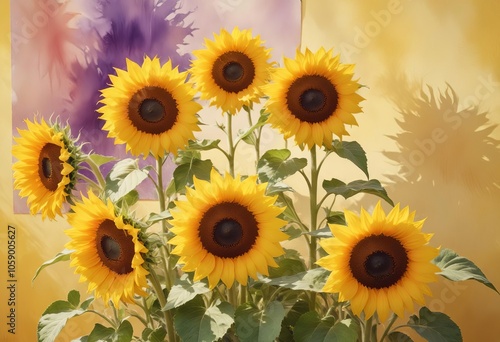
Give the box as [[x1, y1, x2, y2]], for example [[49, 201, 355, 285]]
[[13, 25, 497, 342]]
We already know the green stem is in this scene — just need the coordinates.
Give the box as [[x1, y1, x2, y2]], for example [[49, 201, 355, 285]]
[[141, 297, 153, 328], [84, 156, 106, 189], [363, 316, 374, 342], [153, 156, 177, 341], [240, 283, 247, 304], [379, 314, 398, 342], [149, 270, 175, 341], [309, 146, 319, 269], [228, 284, 238, 307], [87, 309, 117, 328], [227, 113, 235, 177], [156, 157, 168, 234], [77, 173, 101, 191]]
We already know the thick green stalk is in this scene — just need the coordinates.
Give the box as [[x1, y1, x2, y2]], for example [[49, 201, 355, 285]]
[[379, 314, 398, 342], [363, 316, 374, 342], [154, 157, 176, 341], [227, 113, 235, 177], [309, 146, 319, 269], [149, 269, 175, 341]]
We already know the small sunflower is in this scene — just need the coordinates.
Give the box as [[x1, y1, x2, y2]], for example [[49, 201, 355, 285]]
[[317, 202, 440, 321], [189, 27, 273, 115], [264, 48, 364, 149], [12, 118, 80, 220], [98, 56, 201, 158], [169, 169, 288, 289], [65, 191, 149, 306]]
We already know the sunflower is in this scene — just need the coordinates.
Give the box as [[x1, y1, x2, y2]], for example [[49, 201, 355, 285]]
[[12, 118, 80, 220], [169, 169, 288, 289], [317, 202, 440, 321], [65, 191, 149, 306], [264, 48, 364, 149], [98, 56, 201, 158], [189, 27, 273, 115]]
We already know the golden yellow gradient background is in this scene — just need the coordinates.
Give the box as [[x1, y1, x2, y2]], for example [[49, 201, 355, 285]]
[[301, 0, 500, 341], [1, 0, 499, 341]]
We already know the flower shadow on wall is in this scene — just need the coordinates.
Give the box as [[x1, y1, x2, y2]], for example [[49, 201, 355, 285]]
[[373, 76, 500, 339]]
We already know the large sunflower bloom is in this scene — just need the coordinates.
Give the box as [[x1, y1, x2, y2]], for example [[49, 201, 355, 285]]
[[65, 192, 149, 306], [189, 27, 273, 115], [169, 169, 288, 289], [317, 202, 440, 321], [98, 56, 201, 158], [264, 48, 364, 149], [12, 118, 79, 220]]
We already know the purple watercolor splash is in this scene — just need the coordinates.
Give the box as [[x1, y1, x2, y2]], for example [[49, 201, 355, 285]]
[[11, 0, 301, 213], [66, 0, 195, 157]]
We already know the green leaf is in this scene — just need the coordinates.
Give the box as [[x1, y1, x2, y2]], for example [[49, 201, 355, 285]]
[[237, 112, 270, 145], [261, 268, 329, 292], [279, 300, 310, 341], [109, 169, 148, 202], [325, 210, 346, 225], [322, 178, 394, 206], [118, 189, 139, 207], [304, 227, 332, 238], [187, 139, 221, 151], [268, 248, 306, 278], [32, 249, 72, 283], [113, 320, 133, 342], [67, 290, 80, 308], [407, 307, 462, 342], [235, 301, 285, 342], [174, 297, 234, 342], [266, 182, 294, 195], [294, 313, 358, 342], [163, 274, 211, 311], [141, 328, 153, 341], [38, 297, 87, 342], [387, 331, 413, 342], [433, 248, 499, 293], [88, 324, 115, 342], [148, 327, 167, 342], [87, 154, 115, 167], [172, 159, 213, 194], [147, 210, 172, 224], [80, 297, 94, 310], [257, 149, 307, 184], [108, 158, 137, 180], [329, 140, 369, 178], [174, 149, 201, 165]]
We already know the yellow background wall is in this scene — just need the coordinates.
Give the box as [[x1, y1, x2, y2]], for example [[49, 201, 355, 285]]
[[301, 0, 500, 340]]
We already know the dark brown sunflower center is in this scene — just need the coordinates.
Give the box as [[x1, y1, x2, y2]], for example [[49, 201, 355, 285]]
[[212, 51, 255, 93], [214, 219, 243, 247], [101, 236, 121, 261], [286, 75, 339, 123], [128, 86, 178, 134], [223, 62, 244, 82], [95, 219, 135, 274], [38, 143, 64, 191], [349, 234, 408, 289], [139, 98, 165, 123], [199, 202, 259, 258]]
